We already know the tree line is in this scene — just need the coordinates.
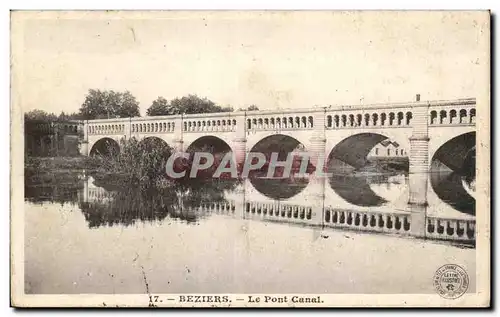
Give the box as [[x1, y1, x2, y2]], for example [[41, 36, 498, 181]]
[[25, 89, 259, 122]]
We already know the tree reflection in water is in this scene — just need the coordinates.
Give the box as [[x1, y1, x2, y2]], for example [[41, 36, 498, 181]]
[[25, 172, 84, 206], [25, 170, 241, 228], [80, 178, 242, 228]]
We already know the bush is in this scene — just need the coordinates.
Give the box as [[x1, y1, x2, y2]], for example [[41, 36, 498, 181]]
[[93, 137, 174, 187]]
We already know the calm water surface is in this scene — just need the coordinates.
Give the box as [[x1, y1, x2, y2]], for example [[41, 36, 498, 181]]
[[24, 171, 475, 294]]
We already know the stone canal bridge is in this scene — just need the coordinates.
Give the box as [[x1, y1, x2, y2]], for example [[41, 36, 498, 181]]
[[81, 97, 476, 174], [80, 97, 476, 240]]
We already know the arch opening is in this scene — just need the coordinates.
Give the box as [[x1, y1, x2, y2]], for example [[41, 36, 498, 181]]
[[327, 133, 408, 174], [430, 132, 475, 215], [184, 136, 233, 179], [326, 133, 409, 207], [186, 136, 232, 156], [248, 134, 312, 200], [90, 138, 120, 157]]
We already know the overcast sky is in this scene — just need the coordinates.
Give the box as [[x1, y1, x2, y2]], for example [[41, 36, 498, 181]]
[[13, 11, 489, 116]]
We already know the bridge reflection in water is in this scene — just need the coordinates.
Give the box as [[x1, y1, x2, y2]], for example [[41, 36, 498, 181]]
[[68, 170, 476, 246]]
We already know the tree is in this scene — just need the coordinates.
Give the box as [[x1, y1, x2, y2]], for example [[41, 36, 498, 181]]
[[238, 104, 259, 111], [24, 109, 58, 122], [146, 94, 233, 116], [78, 89, 141, 120], [146, 97, 170, 116], [58, 111, 82, 121], [24, 110, 82, 122]]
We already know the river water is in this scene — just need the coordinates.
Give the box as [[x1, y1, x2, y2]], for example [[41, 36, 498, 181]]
[[24, 171, 475, 294]]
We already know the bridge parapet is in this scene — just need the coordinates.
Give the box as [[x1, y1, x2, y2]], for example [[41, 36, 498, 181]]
[[324, 208, 412, 235], [83, 97, 476, 136], [245, 201, 315, 225], [87, 118, 127, 136], [197, 200, 236, 214], [87, 186, 115, 203], [428, 99, 476, 126], [325, 107, 414, 129], [130, 118, 176, 134], [246, 111, 316, 133], [184, 117, 238, 133], [425, 216, 475, 242]]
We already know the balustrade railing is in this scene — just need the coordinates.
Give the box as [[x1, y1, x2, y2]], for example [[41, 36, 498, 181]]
[[131, 120, 175, 134], [245, 201, 314, 224], [428, 103, 476, 126], [84, 98, 476, 136], [88, 123, 126, 135], [425, 216, 475, 242], [324, 208, 412, 235], [246, 114, 315, 133], [183, 118, 237, 133]]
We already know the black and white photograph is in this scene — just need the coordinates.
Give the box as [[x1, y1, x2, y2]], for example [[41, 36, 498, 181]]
[[10, 10, 490, 307]]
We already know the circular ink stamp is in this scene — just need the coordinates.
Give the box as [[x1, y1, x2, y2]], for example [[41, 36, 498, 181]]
[[433, 264, 469, 299]]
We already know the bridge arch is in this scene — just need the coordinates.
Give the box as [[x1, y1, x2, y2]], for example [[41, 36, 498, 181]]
[[430, 131, 475, 175], [249, 133, 308, 156], [246, 131, 311, 156], [429, 131, 475, 216], [184, 135, 233, 154], [89, 137, 120, 157], [247, 134, 311, 199], [326, 132, 408, 172], [180, 135, 235, 179]]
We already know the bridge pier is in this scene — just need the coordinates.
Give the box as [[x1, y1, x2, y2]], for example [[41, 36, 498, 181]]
[[233, 115, 247, 174], [77, 175, 90, 208], [305, 178, 326, 226], [80, 120, 89, 156], [173, 116, 184, 152], [233, 138, 247, 173], [307, 109, 327, 226], [124, 118, 132, 140], [233, 182, 246, 219], [407, 105, 430, 238], [173, 139, 184, 152]]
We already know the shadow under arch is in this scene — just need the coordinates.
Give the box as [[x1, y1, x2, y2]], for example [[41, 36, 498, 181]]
[[90, 138, 120, 157], [328, 175, 388, 207], [431, 132, 476, 175], [184, 135, 233, 179], [185, 135, 233, 154], [327, 132, 403, 170], [248, 134, 311, 200], [430, 131, 475, 215], [326, 132, 408, 207]]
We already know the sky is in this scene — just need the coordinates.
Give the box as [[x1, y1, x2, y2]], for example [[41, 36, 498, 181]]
[[12, 11, 489, 116]]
